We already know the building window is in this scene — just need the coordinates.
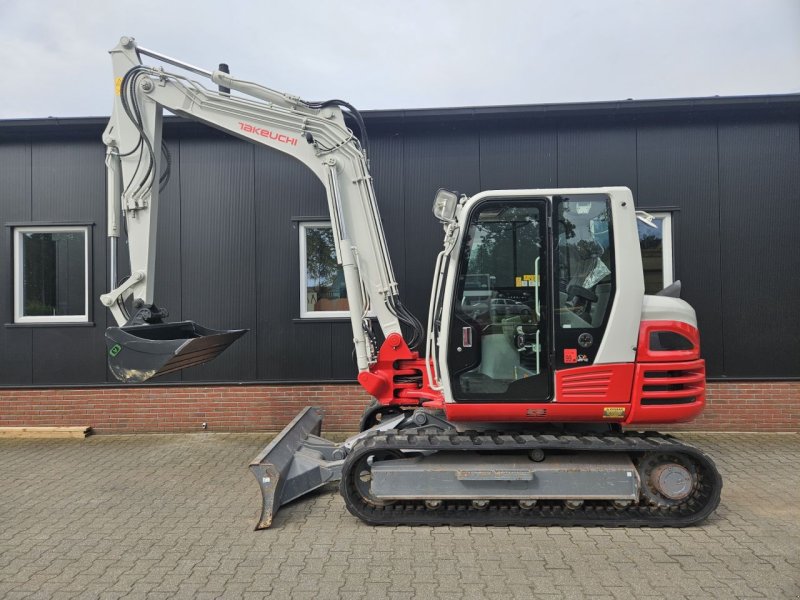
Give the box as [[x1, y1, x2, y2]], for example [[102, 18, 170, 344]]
[[14, 226, 90, 323], [638, 212, 673, 295], [299, 222, 349, 318]]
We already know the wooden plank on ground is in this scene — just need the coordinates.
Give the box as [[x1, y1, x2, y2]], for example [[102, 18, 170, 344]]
[[0, 426, 92, 439]]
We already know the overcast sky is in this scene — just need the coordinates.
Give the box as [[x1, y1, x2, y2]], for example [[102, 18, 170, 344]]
[[1, 0, 798, 119]]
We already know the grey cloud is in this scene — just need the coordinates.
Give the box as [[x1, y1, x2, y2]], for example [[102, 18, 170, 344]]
[[0, 0, 798, 119]]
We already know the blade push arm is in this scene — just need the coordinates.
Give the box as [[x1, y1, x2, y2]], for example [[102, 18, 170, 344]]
[[102, 37, 411, 370]]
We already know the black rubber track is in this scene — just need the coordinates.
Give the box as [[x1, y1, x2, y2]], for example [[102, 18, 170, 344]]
[[340, 430, 722, 527]]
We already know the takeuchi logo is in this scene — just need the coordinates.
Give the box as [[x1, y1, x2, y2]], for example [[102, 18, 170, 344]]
[[238, 122, 298, 146]]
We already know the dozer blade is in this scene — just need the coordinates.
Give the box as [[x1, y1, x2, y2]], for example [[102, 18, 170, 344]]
[[250, 407, 345, 530], [105, 321, 248, 383]]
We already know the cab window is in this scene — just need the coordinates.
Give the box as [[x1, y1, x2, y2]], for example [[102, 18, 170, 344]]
[[556, 198, 614, 329]]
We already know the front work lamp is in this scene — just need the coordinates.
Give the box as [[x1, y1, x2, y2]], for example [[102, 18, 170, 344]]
[[432, 188, 459, 223]]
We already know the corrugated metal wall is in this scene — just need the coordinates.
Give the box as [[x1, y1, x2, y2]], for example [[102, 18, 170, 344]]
[[1, 106, 799, 386]]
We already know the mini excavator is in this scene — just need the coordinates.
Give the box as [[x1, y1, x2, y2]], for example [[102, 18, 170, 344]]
[[101, 37, 722, 529]]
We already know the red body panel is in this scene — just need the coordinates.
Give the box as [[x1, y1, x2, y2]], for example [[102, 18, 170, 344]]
[[636, 320, 700, 362], [443, 402, 632, 422], [624, 358, 705, 424], [357, 334, 444, 408], [625, 320, 705, 424], [554, 363, 635, 403], [359, 321, 706, 426]]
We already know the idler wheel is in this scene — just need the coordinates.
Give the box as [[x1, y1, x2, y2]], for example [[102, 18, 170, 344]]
[[652, 464, 693, 500], [638, 453, 698, 507]]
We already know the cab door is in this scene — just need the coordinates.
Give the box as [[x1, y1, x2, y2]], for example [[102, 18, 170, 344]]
[[447, 199, 550, 403]]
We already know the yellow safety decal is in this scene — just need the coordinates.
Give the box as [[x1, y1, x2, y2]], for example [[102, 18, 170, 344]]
[[516, 274, 539, 288], [603, 407, 626, 418], [115, 77, 123, 96]]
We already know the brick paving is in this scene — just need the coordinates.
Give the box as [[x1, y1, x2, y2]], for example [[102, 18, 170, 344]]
[[0, 432, 798, 599]]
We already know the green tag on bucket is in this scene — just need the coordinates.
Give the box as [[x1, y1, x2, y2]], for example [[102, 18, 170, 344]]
[[109, 344, 122, 357]]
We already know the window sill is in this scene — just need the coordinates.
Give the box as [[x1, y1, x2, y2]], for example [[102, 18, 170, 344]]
[[5, 322, 96, 328], [293, 316, 377, 324], [293, 317, 352, 324]]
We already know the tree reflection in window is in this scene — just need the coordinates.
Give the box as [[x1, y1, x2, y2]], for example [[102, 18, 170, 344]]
[[467, 207, 541, 290], [303, 224, 349, 315]]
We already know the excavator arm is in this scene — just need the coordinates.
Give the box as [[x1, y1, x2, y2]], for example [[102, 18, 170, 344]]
[[101, 37, 421, 380]]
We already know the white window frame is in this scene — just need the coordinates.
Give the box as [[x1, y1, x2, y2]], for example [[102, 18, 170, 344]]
[[14, 225, 90, 324], [299, 222, 350, 319], [639, 212, 674, 290]]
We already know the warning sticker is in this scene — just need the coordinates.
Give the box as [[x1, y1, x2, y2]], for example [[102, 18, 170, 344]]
[[115, 77, 123, 96], [603, 407, 626, 418], [515, 274, 540, 287], [563, 349, 577, 363]]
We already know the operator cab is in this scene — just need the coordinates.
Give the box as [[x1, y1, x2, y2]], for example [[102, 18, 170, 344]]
[[444, 193, 616, 404]]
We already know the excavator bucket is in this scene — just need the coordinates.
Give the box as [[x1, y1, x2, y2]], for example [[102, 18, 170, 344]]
[[105, 321, 248, 383], [250, 407, 345, 529]]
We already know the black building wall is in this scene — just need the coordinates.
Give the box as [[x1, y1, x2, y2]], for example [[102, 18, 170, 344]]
[[1, 96, 799, 386]]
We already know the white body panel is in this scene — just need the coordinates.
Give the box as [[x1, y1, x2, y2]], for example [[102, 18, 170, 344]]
[[593, 187, 643, 364], [641, 295, 698, 328]]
